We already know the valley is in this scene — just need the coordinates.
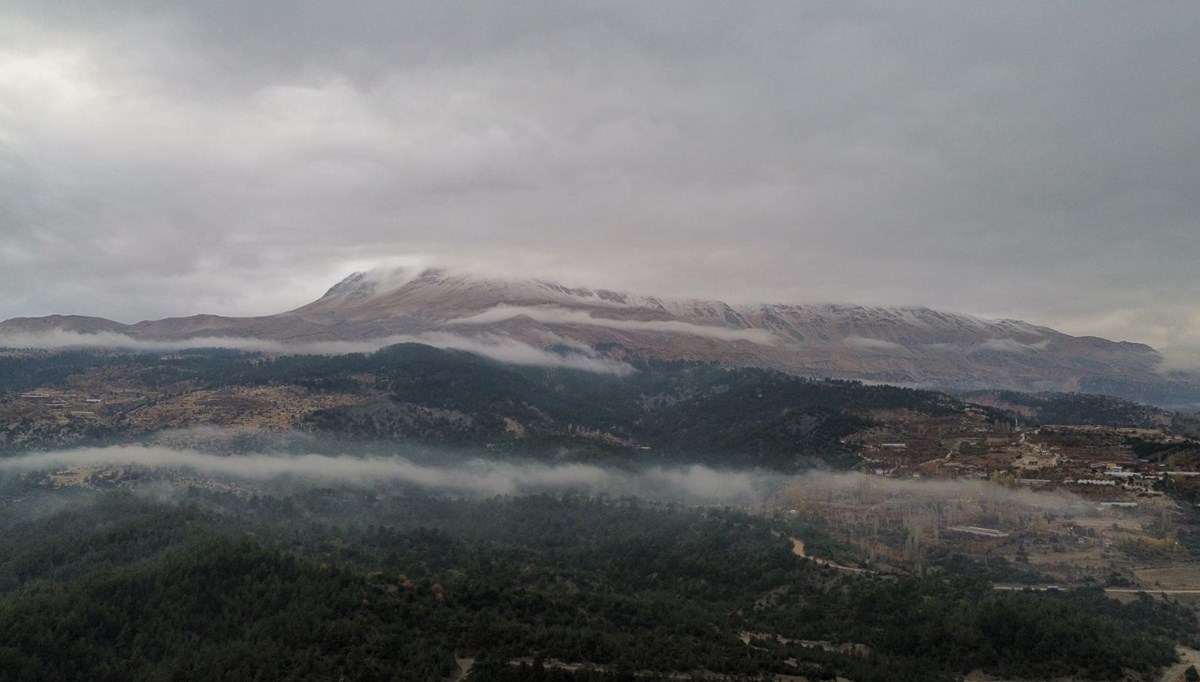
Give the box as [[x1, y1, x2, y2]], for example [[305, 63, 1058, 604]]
[[5, 344, 1200, 604], [1, 339, 1198, 680]]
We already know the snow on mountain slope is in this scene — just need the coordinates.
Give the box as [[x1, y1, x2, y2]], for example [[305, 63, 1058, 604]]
[[0, 267, 1192, 406]]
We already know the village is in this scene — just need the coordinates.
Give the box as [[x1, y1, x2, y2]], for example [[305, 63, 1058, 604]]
[[779, 405, 1200, 597], [853, 404, 1200, 498]]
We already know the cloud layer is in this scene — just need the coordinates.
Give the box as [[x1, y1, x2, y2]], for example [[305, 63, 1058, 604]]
[[0, 330, 634, 374], [0, 445, 1091, 513], [0, 2, 1197, 359], [0, 446, 762, 503], [448, 305, 778, 344]]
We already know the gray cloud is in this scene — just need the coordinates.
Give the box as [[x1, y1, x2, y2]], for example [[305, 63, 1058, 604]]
[[0, 2, 1197, 360], [844, 337, 905, 353], [447, 305, 778, 344], [975, 338, 1050, 354], [0, 445, 1091, 513], [786, 470, 1088, 515], [0, 329, 634, 374], [0, 446, 762, 503]]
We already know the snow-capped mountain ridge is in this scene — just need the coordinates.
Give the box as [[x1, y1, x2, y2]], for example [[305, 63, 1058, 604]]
[[311, 268, 1053, 340], [0, 267, 1189, 407]]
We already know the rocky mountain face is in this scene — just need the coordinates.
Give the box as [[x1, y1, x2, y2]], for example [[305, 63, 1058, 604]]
[[2, 268, 1196, 408]]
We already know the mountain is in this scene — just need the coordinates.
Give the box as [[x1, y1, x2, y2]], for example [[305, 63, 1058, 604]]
[[2, 268, 1197, 408]]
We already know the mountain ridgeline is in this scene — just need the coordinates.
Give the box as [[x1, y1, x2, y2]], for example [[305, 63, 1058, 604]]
[[3, 298, 1200, 681], [2, 268, 1197, 409]]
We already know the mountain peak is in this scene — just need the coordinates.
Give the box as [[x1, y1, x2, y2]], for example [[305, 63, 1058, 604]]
[[1, 268, 1192, 407], [320, 267, 440, 301]]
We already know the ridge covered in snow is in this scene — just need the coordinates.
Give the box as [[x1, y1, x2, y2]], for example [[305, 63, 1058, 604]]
[[1, 266, 1191, 407], [301, 267, 1066, 350]]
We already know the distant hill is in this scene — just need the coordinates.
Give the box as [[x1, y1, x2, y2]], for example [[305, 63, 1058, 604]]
[[963, 389, 1200, 436], [3, 268, 1198, 409], [0, 345, 973, 470]]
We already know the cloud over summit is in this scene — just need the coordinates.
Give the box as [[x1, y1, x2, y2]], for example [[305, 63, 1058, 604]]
[[0, 2, 1197, 359]]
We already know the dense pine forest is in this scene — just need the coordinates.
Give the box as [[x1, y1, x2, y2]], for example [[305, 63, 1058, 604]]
[[0, 478, 1194, 681]]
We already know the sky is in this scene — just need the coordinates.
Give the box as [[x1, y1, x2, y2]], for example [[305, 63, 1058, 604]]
[[1, 2, 1197, 361]]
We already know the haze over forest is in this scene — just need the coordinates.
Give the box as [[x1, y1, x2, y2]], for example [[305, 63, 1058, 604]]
[[2, 3, 1200, 681]]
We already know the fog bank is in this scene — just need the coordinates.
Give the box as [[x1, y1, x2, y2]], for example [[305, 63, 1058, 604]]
[[0, 446, 1092, 513], [0, 330, 633, 375], [0, 447, 760, 503], [447, 305, 779, 345]]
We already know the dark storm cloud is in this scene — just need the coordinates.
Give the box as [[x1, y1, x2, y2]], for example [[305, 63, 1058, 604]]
[[0, 2, 1197, 359]]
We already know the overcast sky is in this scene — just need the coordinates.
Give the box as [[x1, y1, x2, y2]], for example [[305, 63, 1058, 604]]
[[1, 2, 1197, 358]]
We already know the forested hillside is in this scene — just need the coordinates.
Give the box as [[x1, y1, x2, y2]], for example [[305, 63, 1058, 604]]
[[0, 346, 965, 470], [965, 389, 1200, 435], [0, 481, 1193, 681]]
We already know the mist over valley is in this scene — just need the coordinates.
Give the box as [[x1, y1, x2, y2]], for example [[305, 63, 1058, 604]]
[[3, 1, 1199, 679]]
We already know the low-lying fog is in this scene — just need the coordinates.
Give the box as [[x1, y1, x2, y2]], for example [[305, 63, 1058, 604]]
[[0, 330, 634, 375], [0, 446, 763, 503], [0, 445, 1091, 515]]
